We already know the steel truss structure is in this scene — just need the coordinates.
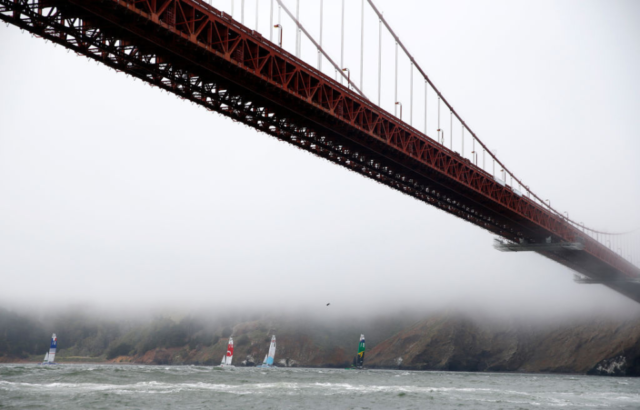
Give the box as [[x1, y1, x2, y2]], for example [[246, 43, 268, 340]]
[[494, 239, 585, 253], [2, 0, 639, 301]]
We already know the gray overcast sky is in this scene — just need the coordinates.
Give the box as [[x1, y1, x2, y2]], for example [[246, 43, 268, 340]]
[[0, 0, 639, 318]]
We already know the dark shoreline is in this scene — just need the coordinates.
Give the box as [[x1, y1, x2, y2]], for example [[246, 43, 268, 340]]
[[1, 360, 636, 378]]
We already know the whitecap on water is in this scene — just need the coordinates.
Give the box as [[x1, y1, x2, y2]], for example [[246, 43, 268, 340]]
[[3, 365, 640, 408]]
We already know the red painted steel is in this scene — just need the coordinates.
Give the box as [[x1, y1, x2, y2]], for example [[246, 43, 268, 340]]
[[2, 0, 639, 300]]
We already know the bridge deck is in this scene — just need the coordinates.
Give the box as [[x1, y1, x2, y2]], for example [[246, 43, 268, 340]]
[[2, 0, 639, 301]]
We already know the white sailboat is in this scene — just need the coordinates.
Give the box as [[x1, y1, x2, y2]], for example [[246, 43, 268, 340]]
[[219, 337, 234, 368], [256, 335, 276, 368], [39, 334, 57, 365]]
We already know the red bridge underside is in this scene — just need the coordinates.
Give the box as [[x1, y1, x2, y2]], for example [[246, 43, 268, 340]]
[[2, 0, 639, 302]]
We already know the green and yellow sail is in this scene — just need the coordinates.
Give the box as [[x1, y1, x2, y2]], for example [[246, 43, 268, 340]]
[[355, 334, 365, 368]]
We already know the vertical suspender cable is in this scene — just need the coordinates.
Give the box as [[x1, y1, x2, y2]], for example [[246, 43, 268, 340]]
[[360, 0, 364, 92], [255, 0, 258, 31], [241, 0, 244, 24], [394, 42, 398, 116], [471, 136, 478, 166], [231, 0, 234, 18], [410, 63, 413, 126], [378, 16, 382, 106], [462, 127, 464, 157], [318, 0, 323, 70], [437, 97, 440, 136], [270, 0, 273, 41], [424, 81, 427, 134], [472, 137, 476, 165], [341, 0, 345, 84], [295, 0, 300, 57], [450, 111, 452, 149], [493, 151, 495, 177]]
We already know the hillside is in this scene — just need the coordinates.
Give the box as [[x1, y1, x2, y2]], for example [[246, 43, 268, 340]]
[[365, 313, 640, 376], [1, 308, 639, 376]]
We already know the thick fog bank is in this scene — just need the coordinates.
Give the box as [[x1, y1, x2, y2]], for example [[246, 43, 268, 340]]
[[3, 305, 640, 376]]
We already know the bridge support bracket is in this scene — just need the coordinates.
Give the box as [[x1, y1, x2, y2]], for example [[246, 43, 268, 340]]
[[573, 275, 640, 285], [493, 238, 584, 252]]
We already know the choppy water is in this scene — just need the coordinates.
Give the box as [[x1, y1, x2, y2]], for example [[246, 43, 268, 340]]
[[1, 364, 639, 409]]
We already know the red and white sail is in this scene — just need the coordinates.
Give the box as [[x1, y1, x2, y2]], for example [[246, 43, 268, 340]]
[[220, 337, 234, 366]]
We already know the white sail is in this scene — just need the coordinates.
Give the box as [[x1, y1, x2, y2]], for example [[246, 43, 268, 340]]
[[221, 355, 226, 365], [47, 333, 57, 363], [262, 354, 268, 365], [266, 335, 276, 366], [225, 337, 234, 366], [43, 352, 49, 363]]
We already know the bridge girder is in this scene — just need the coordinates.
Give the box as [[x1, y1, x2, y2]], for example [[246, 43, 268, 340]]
[[1, 0, 639, 302]]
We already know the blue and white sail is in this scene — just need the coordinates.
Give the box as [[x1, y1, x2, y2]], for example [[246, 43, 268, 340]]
[[256, 335, 276, 368], [40, 334, 57, 365], [267, 335, 276, 365], [48, 333, 57, 363]]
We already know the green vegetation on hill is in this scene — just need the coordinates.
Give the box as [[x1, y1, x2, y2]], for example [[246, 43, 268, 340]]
[[0, 308, 413, 366], [0, 308, 222, 361], [0, 309, 49, 358], [4, 307, 638, 376]]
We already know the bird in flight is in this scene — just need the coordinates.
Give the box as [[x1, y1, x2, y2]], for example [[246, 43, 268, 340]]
[[326, 303, 330, 306]]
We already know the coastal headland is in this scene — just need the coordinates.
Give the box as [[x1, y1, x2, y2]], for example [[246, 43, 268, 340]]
[[2, 308, 639, 376]]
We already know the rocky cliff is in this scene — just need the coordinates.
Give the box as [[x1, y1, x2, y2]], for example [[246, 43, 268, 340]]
[[3, 308, 640, 375], [108, 314, 416, 368], [365, 313, 640, 376]]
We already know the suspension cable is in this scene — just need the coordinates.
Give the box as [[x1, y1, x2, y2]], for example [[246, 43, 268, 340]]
[[365, 0, 637, 237], [274, 0, 367, 98]]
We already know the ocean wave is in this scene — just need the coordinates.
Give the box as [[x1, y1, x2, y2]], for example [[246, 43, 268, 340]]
[[0, 380, 519, 395], [2, 373, 640, 408], [2, 380, 638, 398]]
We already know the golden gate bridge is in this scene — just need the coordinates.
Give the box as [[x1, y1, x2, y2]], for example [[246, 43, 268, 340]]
[[1, 0, 639, 301]]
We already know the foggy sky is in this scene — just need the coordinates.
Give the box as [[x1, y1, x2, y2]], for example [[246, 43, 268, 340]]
[[1, 0, 639, 319]]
